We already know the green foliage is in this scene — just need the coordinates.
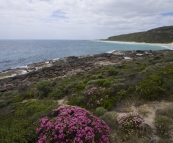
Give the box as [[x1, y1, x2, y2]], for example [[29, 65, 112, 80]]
[[136, 63, 173, 100], [136, 75, 167, 100], [100, 97, 117, 110], [64, 81, 86, 94], [34, 80, 52, 99], [107, 26, 173, 43], [10, 95, 24, 103], [88, 79, 112, 87], [99, 112, 118, 129], [0, 99, 58, 143], [67, 95, 86, 107], [0, 100, 7, 108], [94, 107, 107, 116], [49, 86, 64, 99], [117, 90, 127, 98], [156, 105, 173, 120], [154, 116, 173, 138], [107, 68, 119, 76], [158, 138, 173, 143], [68, 86, 117, 110]]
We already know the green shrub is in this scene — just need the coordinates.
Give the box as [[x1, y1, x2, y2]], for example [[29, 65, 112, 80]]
[[96, 74, 104, 79], [154, 116, 173, 138], [34, 80, 52, 98], [49, 86, 65, 99], [94, 107, 107, 116], [88, 79, 112, 87], [99, 112, 118, 129], [0, 100, 7, 108], [158, 138, 173, 143], [0, 99, 58, 143], [137, 63, 173, 100], [10, 95, 24, 103], [67, 95, 86, 108], [117, 89, 127, 98], [100, 97, 117, 110], [136, 75, 167, 100], [156, 105, 173, 120], [64, 81, 86, 94], [17, 84, 29, 94], [107, 68, 119, 76]]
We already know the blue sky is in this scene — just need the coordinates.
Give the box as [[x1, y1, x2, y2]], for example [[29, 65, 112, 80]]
[[161, 11, 173, 16], [0, 0, 173, 39]]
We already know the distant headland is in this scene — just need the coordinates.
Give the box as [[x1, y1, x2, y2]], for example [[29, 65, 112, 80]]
[[104, 26, 173, 44]]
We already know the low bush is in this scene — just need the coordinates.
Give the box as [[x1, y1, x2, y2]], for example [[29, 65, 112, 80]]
[[67, 95, 86, 107], [0, 100, 7, 108], [88, 79, 112, 87], [154, 115, 173, 138], [99, 112, 118, 129], [0, 99, 58, 143], [156, 105, 173, 120], [86, 87, 116, 109], [36, 106, 110, 143], [136, 75, 167, 100], [136, 63, 173, 101], [49, 86, 65, 99], [158, 138, 173, 143], [9, 95, 24, 103], [94, 107, 108, 117], [118, 113, 144, 135], [107, 68, 119, 76], [34, 80, 52, 99]]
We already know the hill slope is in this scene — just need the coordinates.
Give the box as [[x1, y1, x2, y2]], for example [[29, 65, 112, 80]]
[[107, 26, 173, 43]]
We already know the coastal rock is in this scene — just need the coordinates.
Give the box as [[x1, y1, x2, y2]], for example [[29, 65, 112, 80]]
[[0, 50, 171, 92]]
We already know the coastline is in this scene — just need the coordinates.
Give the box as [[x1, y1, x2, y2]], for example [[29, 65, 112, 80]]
[[97, 40, 173, 50], [0, 50, 172, 92], [0, 48, 171, 80]]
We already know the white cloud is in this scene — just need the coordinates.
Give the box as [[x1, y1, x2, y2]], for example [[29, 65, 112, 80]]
[[0, 0, 173, 39]]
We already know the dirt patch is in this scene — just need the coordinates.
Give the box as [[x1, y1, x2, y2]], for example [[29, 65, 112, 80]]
[[116, 101, 173, 129]]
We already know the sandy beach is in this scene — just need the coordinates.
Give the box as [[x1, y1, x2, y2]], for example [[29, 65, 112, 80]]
[[98, 40, 173, 49]]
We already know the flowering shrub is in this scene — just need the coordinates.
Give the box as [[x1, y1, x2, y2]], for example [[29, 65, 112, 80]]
[[36, 106, 110, 143], [118, 113, 144, 134], [86, 87, 109, 108]]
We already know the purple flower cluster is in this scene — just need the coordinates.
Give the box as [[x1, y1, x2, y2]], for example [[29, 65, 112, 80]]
[[87, 87, 108, 108], [36, 106, 110, 143], [118, 113, 144, 134]]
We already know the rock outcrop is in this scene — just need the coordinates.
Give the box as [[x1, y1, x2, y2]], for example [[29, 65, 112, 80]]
[[0, 50, 171, 92]]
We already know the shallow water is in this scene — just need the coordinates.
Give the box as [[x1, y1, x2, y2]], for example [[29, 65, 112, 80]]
[[0, 40, 166, 72]]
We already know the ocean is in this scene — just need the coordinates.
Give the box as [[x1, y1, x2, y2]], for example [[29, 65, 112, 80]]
[[0, 40, 170, 72]]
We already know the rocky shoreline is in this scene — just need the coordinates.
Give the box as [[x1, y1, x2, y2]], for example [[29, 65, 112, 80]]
[[0, 50, 171, 92]]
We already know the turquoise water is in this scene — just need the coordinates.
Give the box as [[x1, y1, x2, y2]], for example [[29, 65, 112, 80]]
[[0, 40, 169, 72]]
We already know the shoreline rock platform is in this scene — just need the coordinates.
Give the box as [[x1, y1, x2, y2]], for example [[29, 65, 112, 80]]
[[0, 50, 171, 92]]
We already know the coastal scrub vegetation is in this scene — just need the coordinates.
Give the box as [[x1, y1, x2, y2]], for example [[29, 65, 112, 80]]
[[107, 26, 173, 43], [1, 51, 173, 142]]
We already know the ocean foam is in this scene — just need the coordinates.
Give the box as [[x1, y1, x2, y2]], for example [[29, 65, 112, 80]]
[[107, 50, 115, 53], [53, 58, 60, 61], [160, 45, 173, 50]]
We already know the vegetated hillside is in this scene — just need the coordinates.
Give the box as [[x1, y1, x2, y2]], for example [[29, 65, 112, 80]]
[[107, 26, 173, 43], [1, 51, 173, 142]]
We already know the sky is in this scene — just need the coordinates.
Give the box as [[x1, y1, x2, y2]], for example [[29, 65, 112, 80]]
[[0, 0, 173, 40]]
